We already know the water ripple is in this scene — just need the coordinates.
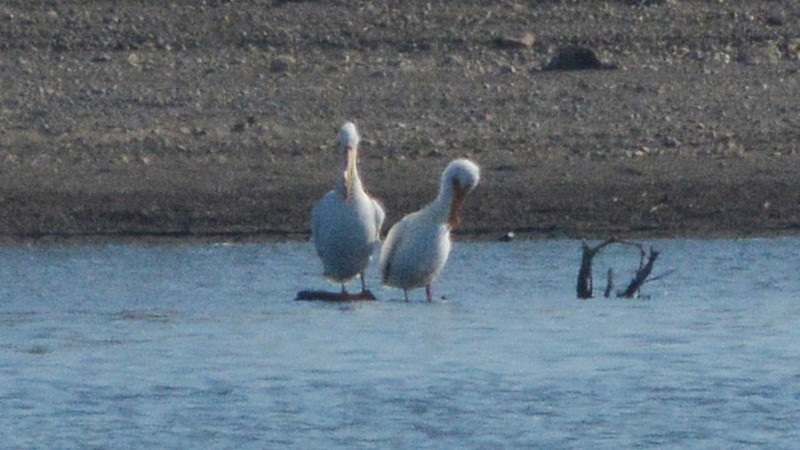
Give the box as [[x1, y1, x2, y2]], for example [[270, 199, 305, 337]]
[[1, 239, 799, 448]]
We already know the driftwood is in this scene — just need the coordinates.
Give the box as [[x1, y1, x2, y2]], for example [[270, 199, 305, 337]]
[[604, 268, 614, 298], [295, 289, 377, 302], [577, 238, 619, 299], [577, 238, 663, 299], [618, 247, 660, 298]]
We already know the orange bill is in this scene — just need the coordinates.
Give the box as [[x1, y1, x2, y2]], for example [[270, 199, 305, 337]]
[[447, 182, 468, 228]]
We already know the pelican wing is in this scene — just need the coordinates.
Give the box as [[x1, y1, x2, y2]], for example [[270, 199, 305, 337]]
[[372, 198, 386, 241], [379, 219, 406, 283]]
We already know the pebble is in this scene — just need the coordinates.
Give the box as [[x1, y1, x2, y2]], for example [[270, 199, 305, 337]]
[[441, 54, 466, 66], [270, 55, 295, 73], [492, 32, 535, 50], [664, 136, 681, 148], [737, 41, 782, 65], [127, 53, 141, 67], [499, 64, 516, 74]]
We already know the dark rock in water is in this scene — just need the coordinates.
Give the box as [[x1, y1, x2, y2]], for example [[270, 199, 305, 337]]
[[543, 46, 617, 71], [295, 289, 377, 301]]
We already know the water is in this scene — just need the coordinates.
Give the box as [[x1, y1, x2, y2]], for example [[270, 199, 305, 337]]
[[2, 238, 799, 449]]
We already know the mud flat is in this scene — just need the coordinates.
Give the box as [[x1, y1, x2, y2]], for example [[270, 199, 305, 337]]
[[1, 1, 799, 243]]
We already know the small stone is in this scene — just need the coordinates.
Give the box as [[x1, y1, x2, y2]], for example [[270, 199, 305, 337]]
[[499, 64, 516, 74], [664, 136, 681, 148], [492, 32, 535, 50], [766, 13, 785, 27], [737, 41, 782, 65], [442, 54, 466, 66], [127, 53, 141, 66], [270, 55, 295, 73], [785, 38, 800, 60]]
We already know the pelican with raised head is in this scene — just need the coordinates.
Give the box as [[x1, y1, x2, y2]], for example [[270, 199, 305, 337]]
[[310, 122, 385, 298], [379, 158, 480, 301]]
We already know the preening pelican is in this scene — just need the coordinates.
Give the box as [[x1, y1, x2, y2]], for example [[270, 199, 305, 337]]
[[311, 122, 385, 295], [379, 158, 480, 301]]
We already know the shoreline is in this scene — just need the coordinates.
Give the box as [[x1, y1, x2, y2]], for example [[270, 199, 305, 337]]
[[3, 226, 800, 248]]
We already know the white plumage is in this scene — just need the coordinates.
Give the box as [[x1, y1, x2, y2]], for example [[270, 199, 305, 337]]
[[311, 122, 385, 293], [379, 158, 480, 301]]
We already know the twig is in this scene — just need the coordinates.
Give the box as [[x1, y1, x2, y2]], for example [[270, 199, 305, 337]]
[[604, 268, 614, 298], [618, 247, 659, 298], [642, 269, 676, 284]]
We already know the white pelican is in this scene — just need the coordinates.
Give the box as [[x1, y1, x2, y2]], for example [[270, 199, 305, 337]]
[[379, 158, 480, 301], [311, 122, 385, 296]]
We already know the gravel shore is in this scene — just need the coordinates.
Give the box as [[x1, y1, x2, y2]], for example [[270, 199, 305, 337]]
[[1, 1, 799, 243]]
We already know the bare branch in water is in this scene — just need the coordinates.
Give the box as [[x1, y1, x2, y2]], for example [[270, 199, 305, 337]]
[[577, 238, 618, 299], [618, 247, 659, 298], [576, 239, 667, 299]]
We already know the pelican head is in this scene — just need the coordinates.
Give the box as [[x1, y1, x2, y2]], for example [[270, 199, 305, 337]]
[[339, 121, 360, 201], [441, 158, 480, 228], [340, 122, 360, 151]]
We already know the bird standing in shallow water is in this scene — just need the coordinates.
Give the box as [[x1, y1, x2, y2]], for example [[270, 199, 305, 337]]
[[311, 122, 385, 297], [379, 158, 480, 301]]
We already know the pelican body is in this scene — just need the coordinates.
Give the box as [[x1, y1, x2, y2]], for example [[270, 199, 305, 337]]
[[379, 158, 480, 301], [311, 122, 385, 294]]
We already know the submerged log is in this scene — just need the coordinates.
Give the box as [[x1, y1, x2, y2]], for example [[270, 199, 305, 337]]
[[604, 268, 614, 298], [295, 289, 377, 302], [577, 238, 618, 299], [619, 248, 659, 298], [576, 239, 662, 299]]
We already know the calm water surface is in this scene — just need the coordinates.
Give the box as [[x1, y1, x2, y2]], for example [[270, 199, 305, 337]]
[[2, 238, 799, 448]]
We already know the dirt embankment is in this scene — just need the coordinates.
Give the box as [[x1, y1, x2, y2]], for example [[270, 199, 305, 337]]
[[1, 1, 799, 243]]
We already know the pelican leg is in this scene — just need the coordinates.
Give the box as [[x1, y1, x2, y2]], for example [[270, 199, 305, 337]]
[[403, 290, 409, 302], [359, 272, 367, 292], [425, 284, 433, 302]]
